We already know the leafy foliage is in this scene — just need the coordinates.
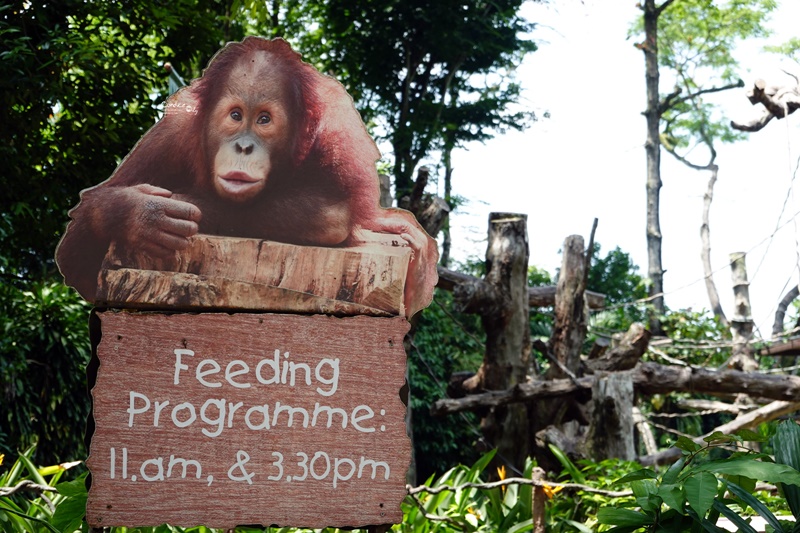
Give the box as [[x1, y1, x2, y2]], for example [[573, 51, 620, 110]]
[[317, 0, 537, 199], [0, 282, 90, 465], [0, 1, 238, 278], [410, 290, 485, 481], [599, 423, 800, 532], [0, 445, 83, 532]]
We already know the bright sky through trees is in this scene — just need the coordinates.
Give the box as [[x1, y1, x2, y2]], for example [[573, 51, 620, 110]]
[[445, 0, 800, 337]]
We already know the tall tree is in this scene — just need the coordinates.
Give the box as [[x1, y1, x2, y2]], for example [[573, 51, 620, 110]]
[[0, 0, 236, 280], [632, 0, 774, 332], [318, 0, 537, 205]]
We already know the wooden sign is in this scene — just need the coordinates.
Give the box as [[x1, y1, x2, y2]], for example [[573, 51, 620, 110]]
[[87, 311, 411, 528], [57, 36, 439, 529]]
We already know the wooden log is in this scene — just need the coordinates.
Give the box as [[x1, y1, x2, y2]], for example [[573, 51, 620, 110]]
[[431, 362, 800, 416], [585, 322, 650, 373], [97, 234, 411, 315], [531, 467, 546, 533], [436, 267, 606, 309]]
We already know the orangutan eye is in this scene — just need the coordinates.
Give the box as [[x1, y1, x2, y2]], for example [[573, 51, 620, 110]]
[[230, 110, 243, 121], [257, 113, 272, 125]]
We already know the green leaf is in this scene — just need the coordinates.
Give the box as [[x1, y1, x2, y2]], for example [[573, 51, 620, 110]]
[[723, 473, 756, 494], [662, 456, 687, 485], [675, 436, 701, 453], [774, 421, 800, 520], [736, 428, 767, 442], [703, 431, 738, 444], [548, 444, 585, 484], [726, 480, 784, 533], [597, 508, 651, 527], [55, 472, 88, 497], [616, 468, 658, 484], [558, 519, 593, 533], [659, 483, 686, 512], [507, 518, 533, 533], [694, 458, 800, 486], [51, 493, 88, 533], [684, 472, 717, 518], [467, 449, 496, 482], [632, 479, 661, 512], [710, 500, 758, 533]]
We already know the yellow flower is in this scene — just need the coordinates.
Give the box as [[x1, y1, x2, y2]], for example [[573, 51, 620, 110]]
[[0, 454, 3, 467], [542, 483, 564, 499], [497, 465, 507, 494], [467, 506, 482, 520]]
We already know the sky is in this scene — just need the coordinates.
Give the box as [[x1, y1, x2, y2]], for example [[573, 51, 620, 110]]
[[438, 0, 800, 339]]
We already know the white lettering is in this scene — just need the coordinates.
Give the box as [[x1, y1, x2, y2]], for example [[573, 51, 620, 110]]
[[127, 391, 151, 427], [153, 400, 170, 427], [244, 405, 270, 430], [171, 402, 197, 427], [255, 350, 281, 385], [225, 360, 250, 388], [359, 457, 390, 480], [272, 402, 310, 428], [173, 349, 194, 385], [315, 358, 339, 396], [140, 457, 165, 481], [200, 398, 226, 437], [351, 405, 375, 433], [167, 456, 202, 479], [312, 403, 348, 428], [196, 359, 222, 388]]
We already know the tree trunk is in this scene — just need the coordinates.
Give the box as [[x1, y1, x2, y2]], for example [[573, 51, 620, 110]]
[[773, 285, 799, 339], [701, 166, 729, 326], [643, 0, 665, 334], [440, 147, 454, 268]]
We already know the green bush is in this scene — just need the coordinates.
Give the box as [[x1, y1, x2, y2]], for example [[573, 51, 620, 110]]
[[0, 282, 91, 465]]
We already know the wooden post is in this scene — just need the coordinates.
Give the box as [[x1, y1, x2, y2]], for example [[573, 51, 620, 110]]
[[456, 213, 531, 472], [546, 235, 588, 379], [586, 372, 635, 461], [481, 213, 531, 472], [531, 467, 547, 533], [728, 252, 757, 371]]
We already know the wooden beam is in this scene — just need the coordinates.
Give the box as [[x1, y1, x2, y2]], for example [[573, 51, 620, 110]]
[[431, 362, 800, 416], [436, 267, 606, 309]]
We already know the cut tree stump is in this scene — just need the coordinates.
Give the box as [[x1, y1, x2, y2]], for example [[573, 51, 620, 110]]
[[96, 233, 411, 316]]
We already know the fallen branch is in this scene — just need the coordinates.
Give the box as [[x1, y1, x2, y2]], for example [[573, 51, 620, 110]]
[[0, 479, 57, 497], [431, 362, 800, 416], [436, 266, 606, 309], [406, 477, 631, 499], [638, 400, 800, 466]]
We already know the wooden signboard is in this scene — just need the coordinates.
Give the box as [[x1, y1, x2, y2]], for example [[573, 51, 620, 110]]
[[56, 36, 439, 530], [87, 312, 411, 528]]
